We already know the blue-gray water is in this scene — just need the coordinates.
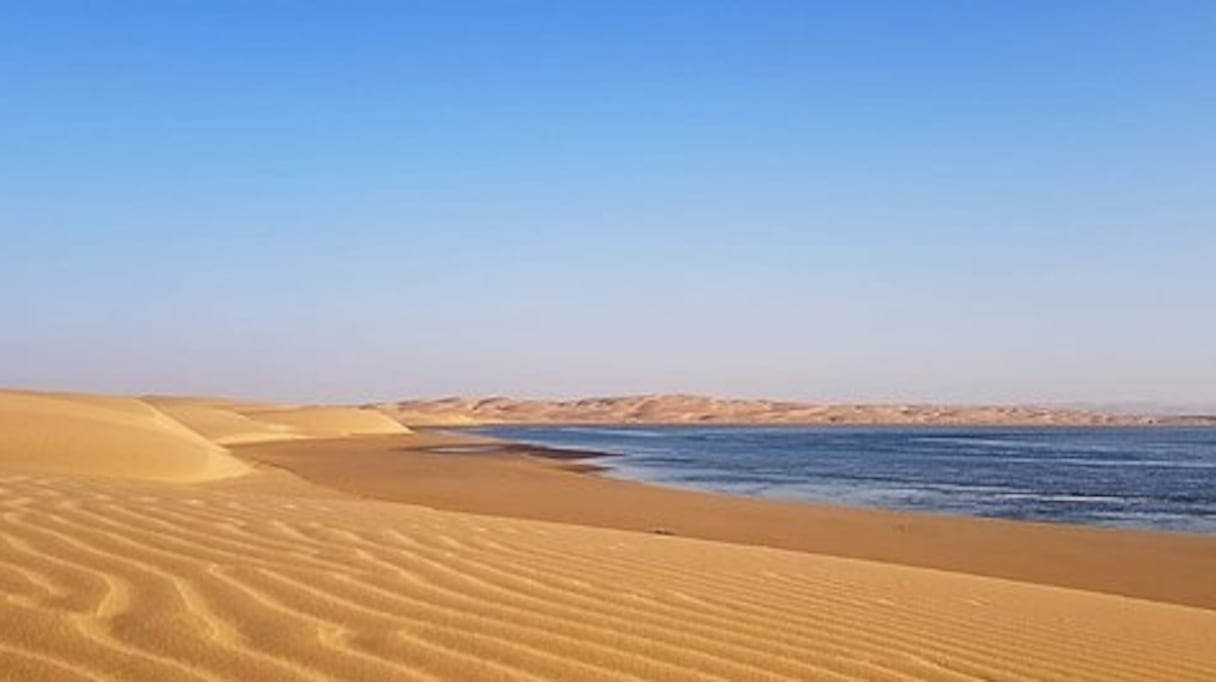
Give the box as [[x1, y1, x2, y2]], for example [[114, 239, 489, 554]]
[[471, 426, 1216, 534]]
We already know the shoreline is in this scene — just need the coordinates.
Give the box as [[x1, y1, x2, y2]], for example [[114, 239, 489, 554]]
[[465, 424, 1216, 536], [235, 430, 1216, 611]]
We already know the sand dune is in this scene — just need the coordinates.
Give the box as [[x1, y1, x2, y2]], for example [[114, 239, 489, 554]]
[[381, 394, 1194, 426], [0, 391, 249, 482], [2, 389, 1215, 680], [0, 391, 407, 480]]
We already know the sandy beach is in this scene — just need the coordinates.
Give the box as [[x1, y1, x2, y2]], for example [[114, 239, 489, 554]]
[[1, 389, 1215, 680]]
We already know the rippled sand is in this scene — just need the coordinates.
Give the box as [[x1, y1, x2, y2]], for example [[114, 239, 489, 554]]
[[1, 390, 1214, 680]]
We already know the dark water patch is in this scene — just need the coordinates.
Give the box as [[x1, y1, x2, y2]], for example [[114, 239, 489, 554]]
[[471, 426, 1216, 534]]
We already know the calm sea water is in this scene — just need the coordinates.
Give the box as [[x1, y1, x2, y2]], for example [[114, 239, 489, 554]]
[[471, 426, 1216, 534]]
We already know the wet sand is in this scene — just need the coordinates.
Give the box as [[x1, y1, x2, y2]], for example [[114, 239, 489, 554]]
[[237, 430, 1216, 611]]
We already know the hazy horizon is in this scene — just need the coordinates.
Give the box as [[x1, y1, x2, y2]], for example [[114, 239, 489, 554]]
[[3, 2, 1214, 406]]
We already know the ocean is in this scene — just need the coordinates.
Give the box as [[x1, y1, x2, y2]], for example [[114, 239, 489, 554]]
[[471, 425, 1216, 534]]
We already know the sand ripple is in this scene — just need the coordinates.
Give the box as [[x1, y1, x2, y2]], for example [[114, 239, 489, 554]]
[[0, 475, 1213, 681]]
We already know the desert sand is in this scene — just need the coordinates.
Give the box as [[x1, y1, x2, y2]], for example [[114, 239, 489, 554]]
[[380, 393, 1211, 426], [1, 389, 1214, 680]]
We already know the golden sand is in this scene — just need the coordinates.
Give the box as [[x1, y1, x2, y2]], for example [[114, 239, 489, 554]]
[[1, 389, 1214, 680], [0, 391, 248, 482]]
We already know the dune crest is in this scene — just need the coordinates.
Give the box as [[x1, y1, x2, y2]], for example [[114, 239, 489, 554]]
[[148, 401, 302, 445], [239, 406, 412, 437], [144, 397, 413, 443]]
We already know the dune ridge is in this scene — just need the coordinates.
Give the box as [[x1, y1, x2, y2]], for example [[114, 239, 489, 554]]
[[380, 394, 1211, 426], [240, 406, 410, 438]]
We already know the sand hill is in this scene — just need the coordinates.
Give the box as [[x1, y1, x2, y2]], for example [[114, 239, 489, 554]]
[[0, 388, 1213, 680], [380, 393, 1181, 426], [0, 391, 410, 481], [0, 391, 250, 482]]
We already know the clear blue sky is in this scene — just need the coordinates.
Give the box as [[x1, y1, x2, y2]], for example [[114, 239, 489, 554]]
[[2, 1, 1213, 405]]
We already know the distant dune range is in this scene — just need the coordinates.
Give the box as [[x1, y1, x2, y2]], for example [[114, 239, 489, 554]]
[[0, 388, 1214, 680], [379, 394, 1215, 426]]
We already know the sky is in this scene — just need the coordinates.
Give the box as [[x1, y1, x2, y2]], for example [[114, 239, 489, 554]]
[[2, 1, 1214, 406]]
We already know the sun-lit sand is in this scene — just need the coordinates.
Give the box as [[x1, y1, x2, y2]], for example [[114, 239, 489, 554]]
[[0, 391, 249, 482], [1, 389, 1214, 680]]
